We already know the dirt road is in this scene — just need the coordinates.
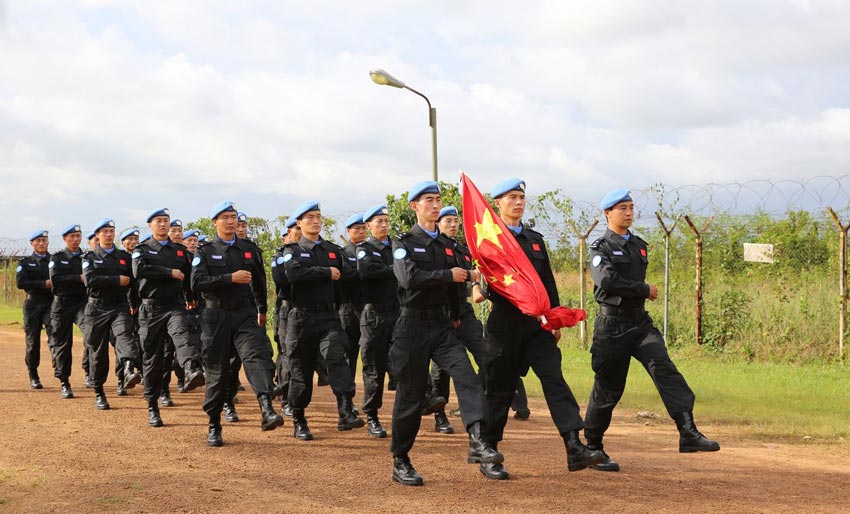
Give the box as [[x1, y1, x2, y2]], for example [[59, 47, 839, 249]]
[[0, 326, 847, 513]]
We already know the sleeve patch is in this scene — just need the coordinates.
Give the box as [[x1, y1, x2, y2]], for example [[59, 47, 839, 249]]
[[276, 256, 284, 265], [192, 256, 201, 266], [82, 261, 90, 269], [283, 253, 293, 262], [48, 261, 55, 269], [592, 255, 602, 267], [16, 265, 22, 272], [356, 250, 367, 260], [393, 248, 407, 260], [132, 251, 141, 259]]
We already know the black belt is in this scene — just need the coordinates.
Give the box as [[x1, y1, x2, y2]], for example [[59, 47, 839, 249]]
[[599, 305, 646, 319], [88, 297, 126, 307], [400, 306, 449, 321], [140, 297, 182, 306], [293, 303, 336, 313], [206, 299, 256, 311], [364, 302, 399, 312]]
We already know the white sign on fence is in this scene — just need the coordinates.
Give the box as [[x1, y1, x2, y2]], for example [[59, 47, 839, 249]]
[[743, 243, 774, 263]]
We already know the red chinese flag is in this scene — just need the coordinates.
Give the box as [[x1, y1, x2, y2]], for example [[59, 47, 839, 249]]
[[244, 252, 252, 259], [177, 250, 184, 257], [461, 172, 585, 330]]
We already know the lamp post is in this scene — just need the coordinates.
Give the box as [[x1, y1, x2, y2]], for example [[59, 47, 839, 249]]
[[369, 68, 438, 182]]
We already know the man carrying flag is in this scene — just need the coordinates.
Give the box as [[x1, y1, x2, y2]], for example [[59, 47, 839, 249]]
[[461, 174, 602, 480]]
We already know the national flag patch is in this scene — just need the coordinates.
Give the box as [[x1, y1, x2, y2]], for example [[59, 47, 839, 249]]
[[244, 252, 252, 259], [445, 248, 454, 256], [119, 259, 126, 265], [177, 250, 184, 257], [328, 252, 337, 259], [532, 243, 541, 251], [640, 248, 647, 257]]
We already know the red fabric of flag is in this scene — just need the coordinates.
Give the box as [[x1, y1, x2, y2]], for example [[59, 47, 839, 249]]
[[461, 171, 585, 331]]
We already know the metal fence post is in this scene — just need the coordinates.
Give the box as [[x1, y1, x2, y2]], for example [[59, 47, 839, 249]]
[[655, 213, 680, 341], [568, 219, 599, 346], [826, 206, 849, 359], [683, 215, 713, 346]]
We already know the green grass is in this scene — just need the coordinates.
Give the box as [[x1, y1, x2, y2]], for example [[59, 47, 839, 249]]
[[0, 304, 20, 326], [523, 344, 850, 442]]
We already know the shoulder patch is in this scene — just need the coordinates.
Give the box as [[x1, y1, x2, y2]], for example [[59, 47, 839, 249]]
[[132, 251, 141, 259], [192, 256, 201, 266], [393, 248, 407, 260], [48, 261, 55, 269], [16, 265, 22, 272], [356, 249, 367, 260], [592, 255, 602, 267], [276, 256, 284, 265], [283, 253, 293, 262], [82, 261, 90, 269]]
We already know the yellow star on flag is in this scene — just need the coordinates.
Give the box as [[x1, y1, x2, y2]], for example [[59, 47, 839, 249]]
[[475, 209, 503, 249], [503, 274, 516, 286]]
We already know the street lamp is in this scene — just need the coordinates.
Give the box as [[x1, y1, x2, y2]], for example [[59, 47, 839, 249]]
[[370, 68, 438, 182]]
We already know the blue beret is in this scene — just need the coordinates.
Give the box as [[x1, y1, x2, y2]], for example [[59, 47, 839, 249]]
[[284, 217, 297, 229], [363, 204, 389, 223], [93, 218, 116, 233], [146, 208, 171, 223], [119, 228, 140, 241], [210, 200, 237, 220], [438, 206, 459, 220], [292, 200, 320, 220], [139, 232, 152, 244], [61, 224, 82, 237], [237, 212, 248, 223], [29, 229, 49, 242], [408, 181, 440, 201], [491, 178, 526, 199], [170, 219, 182, 227], [85, 230, 96, 241], [183, 229, 199, 239], [345, 213, 365, 228], [599, 188, 633, 210], [197, 234, 208, 242]]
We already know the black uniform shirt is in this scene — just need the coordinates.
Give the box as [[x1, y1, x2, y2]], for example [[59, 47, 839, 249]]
[[589, 228, 651, 310], [132, 238, 193, 303], [48, 248, 87, 299], [339, 241, 364, 305], [191, 236, 268, 314], [283, 236, 356, 307], [83, 245, 135, 304], [356, 236, 397, 304], [489, 224, 560, 313], [16, 252, 53, 301], [392, 224, 457, 310], [270, 246, 292, 301]]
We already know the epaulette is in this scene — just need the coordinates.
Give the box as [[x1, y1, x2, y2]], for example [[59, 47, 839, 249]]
[[524, 226, 545, 238], [396, 232, 412, 240], [198, 241, 213, 249], [589, 237, 605, 250]]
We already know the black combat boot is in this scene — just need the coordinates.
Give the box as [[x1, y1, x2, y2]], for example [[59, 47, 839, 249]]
[[29, 371, 43, 390], [434, 410, 454, 434], [116, 364, 126, 396], [366, 411, 387, 438], [467, 422, 504, 464], [586, 441, 620, 472], [207, 418, 223, 447], [159, 388, 174, 407], [563, 431, 604, 472], [223, 401, 239, 422], [674, 412, 721, 453], [94, 386, 110, 411], [479, 443, 510, 480], [183, 362, 205, 392], [337, 394, 365, 431], [84, 375, 94, 389], [392, 455, 424, 486], [60, 381, 74, 399], [420, 395, 447, 416], [292, 408, 313, 441], [123, 360, 141, 390], [148, 404, 164, 427], [281, 402, 293, 418], [259, 394, 284, 431]]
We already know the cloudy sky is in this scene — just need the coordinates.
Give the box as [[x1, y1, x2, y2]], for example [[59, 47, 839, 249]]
[[2, 0, 850, 239]]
